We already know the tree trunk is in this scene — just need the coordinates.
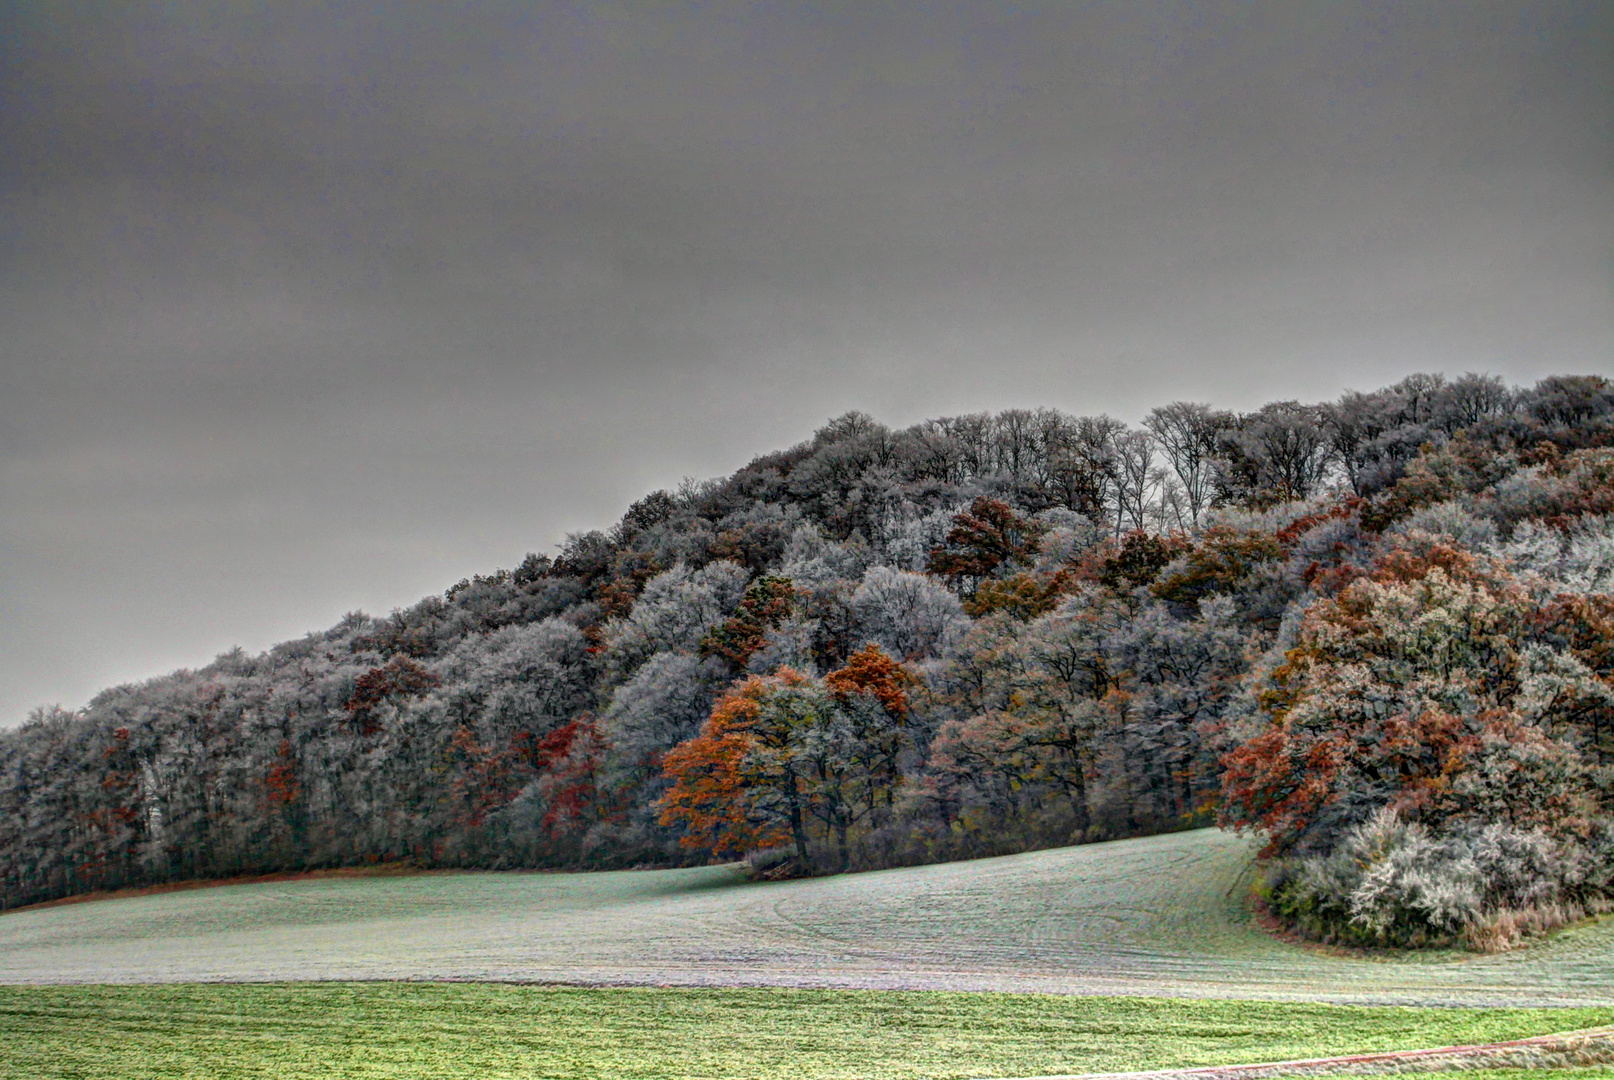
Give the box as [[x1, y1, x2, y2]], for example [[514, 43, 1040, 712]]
[[1068, 765, 1090, 838], [786, 772, 810, 868]]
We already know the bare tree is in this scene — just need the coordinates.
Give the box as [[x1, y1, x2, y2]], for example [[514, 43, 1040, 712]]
[[1144, 402, 1227, 528], [1114, 430, 1158, 536]]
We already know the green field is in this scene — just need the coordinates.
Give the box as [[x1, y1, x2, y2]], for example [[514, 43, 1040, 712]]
[[0, 983, 1610, 1079]]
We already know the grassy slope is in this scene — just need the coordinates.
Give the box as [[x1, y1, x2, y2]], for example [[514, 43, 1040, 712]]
[[5, 829, 1613, 1004], [6, 830, 1614, 1077], [1, 984, 1611, 1080]]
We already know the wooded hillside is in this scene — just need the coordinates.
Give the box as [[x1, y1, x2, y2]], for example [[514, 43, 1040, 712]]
[[5, 373, 1612, 948]]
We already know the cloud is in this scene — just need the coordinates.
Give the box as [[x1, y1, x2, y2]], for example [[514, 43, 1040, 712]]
[[1, 0, 1610, 723]]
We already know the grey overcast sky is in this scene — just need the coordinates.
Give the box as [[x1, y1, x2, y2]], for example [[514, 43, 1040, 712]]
[[2, 1, 1611, 726]]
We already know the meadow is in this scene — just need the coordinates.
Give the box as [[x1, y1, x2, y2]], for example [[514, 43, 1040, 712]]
[[1, 983, 1612, 1079], [4, 830, 1612, 1005], [4, 829, 1614, 1078]]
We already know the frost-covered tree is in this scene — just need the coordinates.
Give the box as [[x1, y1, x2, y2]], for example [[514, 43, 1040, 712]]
[[598, 561, 750, 682], [601, 654, 725, 769], [851, 567, 967, 661], [431, 619, 591, 741], [1494, 516, 1614, 595], [1217, 401, 1335, 507]]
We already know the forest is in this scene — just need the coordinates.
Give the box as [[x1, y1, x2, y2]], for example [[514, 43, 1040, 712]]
[[3, 372, 1612, 951]]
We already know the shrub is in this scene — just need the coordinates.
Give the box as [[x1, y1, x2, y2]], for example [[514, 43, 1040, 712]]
[[1270, 807, 1614, 951]]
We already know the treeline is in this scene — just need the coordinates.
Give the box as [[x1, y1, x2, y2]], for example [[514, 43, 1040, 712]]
[[3, 373, 1612, 949]]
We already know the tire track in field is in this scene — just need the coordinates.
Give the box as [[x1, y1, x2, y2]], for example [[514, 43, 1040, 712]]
[[0, 829, 1611, 1005]]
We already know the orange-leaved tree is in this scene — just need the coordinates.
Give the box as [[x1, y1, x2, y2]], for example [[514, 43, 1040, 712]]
[[656, 669, 820, 862], [658, 646, 921, 871]]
